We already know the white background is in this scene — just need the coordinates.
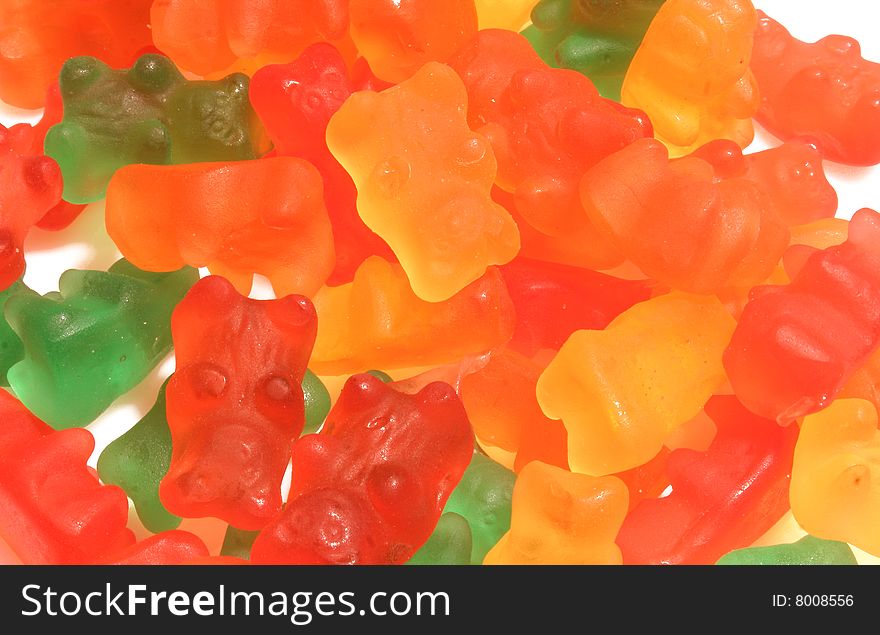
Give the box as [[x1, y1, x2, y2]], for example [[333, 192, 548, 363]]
[[0, 0, 879, 562]]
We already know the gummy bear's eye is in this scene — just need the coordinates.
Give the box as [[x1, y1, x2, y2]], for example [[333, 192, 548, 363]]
[[130, 55, 177, 93], [263, 375, 293, 401], [454, 136, 489, 167], [190, 363, 227, 398], [373, 156, 410, 197]]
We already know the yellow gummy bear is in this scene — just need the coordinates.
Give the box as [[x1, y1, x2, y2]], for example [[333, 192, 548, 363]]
[[620, 0, 759, 156], [536, 292, 736, 475], [326, 61, 520, 302], [475, 0, 536, 30], [791, 398, 880, 556], [484, 461, 628, 564]]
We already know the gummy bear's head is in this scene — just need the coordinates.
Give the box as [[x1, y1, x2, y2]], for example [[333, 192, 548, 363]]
[[251, 42, 352, 157], [160, 413, 293, 530], [324, 375, 475, 529], [252, 487, 385, 564]]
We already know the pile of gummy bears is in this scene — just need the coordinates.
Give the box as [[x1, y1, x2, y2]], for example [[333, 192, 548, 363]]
[[1, 0, 879, 566]]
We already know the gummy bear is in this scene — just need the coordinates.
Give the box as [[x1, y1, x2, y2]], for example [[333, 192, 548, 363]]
[[484, 461, 628, 564], [97, 380, 180, 533], [525, 0, 664, 100], [450, 29, 651, 241], [0, 391, 134, 564], [150, 0, 351, 78], [45, 54, 265, 204], [752, 11, 880, 166], [0, 139, 63, 291], [0, 279, 32, 385], [499, 257, 654, 356], [106, 156, 335, 298], [1, 84, 86, 231], [348, 0, 477, 83], [310, 257, 515, 375], [102, 530, 210, 565], [251, 374, 474, 564], [475, 0, 535, 30], [537, 292, 736, 475], [460, 348, 569, 471], [790, 399, 880, 556], [406, 513, 473, 565], [617, 395, 797, 564], [161, 276, 317, 531], [580, 138, 790, 294], [0, 0, 153, 109], [723, 208, 880, 422], [249, 43, 395, 285], [716, 535, 857, 566], [443, 452, 516, 564], [5, 259, 198, 429], [327, 61, 519, 302], [620, 0, 759, 156]]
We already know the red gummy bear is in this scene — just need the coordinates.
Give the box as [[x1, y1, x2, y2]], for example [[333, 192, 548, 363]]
[[251, 374, 474, 564], [449, 29, 650, 267], [0, 130, 63, 291], [616, 395, 798, 564], [161, 276, 317, 530], [499, 257, 654, 357], [102, 530, 210, 565], [0, 391, 133, 564], [1, 83, 86, 233], [250, 43, 395, 285], [724, 208, 880, 422], [752, 11, 880, 166]]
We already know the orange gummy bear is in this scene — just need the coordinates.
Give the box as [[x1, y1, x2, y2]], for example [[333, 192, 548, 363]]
[[326, 62, 519, 302], [105, 157, 335, 298], [150, 0, 352, 77], [580, 138, 789, 294], [348, 0, 477, 83], [0, 0, 152, 109], [621, 0, 759, 155], [537, 292, 736, 475], [791, 399, 880, 556], [309, 256, 515, 376], [460, 348, 569, 472], [483, 461, 628, 564]]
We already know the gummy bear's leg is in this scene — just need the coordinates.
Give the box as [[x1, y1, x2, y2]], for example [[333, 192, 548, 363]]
[[206, 260, 254, 297]]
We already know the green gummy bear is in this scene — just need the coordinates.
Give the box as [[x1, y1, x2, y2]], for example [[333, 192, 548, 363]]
[[0, 280, 35, 386], [97, 379, 180, 533], [4, 259, 199, 429], [45, 54, 264, 204], [221, 525, 261, 560], [443, 452, 515, 565], [302, 369, 331, 435], [407, 513, 473, 565], [525, 0, 665, 101], [716, 535, 858, 565]]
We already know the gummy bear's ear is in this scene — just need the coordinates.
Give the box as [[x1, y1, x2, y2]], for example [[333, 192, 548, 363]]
[[265, 294, 317, 342], [223, 74, 250, 102], [175, 275, 241, 324], [819, 34, 861, 59], [129, 55, 182, 93], [59, 57, 109, 96]]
